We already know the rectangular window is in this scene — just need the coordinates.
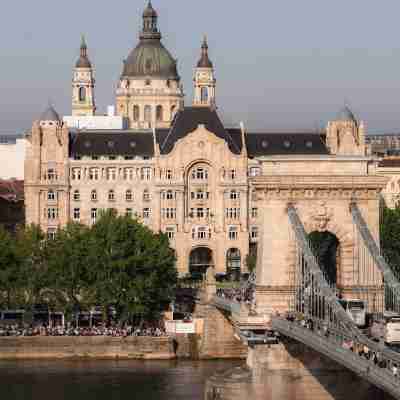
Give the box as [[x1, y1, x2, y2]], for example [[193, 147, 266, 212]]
[[197, 208, 204, 218], [249, 167, 261, 177], [47, 190, 56, 201], [166, 227, 175, 240], [229, 226, 238, 240], [126, 208, 133, 218], [71, 169, 81, 181], [143, 208, 151, 219], [230, 169, 236, 179], [198, 227, 207, 240], [89, 168, 99, 181], [107, 168, 117, 181], [91, 208, 97, 224], [73, 208, 80, 221], [47, 228, 57, 240], [47, 169, 57, 181], [251, 227, 258, 239], [165, 208, 176, 219], [141, 167, 152, 181], [166, 170, 173, 180], [225, 208, 240, 219], [251, 208, 258, 219], [124, 168, 134, 181], [47, 208, 58, 220]]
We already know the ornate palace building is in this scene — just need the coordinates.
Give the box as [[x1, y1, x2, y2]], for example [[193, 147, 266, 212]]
[[24, 2, 375, 276]]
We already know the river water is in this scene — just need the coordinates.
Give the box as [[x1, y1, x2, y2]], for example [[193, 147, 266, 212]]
[[0, 360, 240, 400]]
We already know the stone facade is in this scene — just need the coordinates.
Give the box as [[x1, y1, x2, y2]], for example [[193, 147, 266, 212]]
[[23, 2, 388, 282]]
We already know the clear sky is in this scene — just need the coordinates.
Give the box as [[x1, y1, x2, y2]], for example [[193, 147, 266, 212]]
[[1, 0, 400, 134]]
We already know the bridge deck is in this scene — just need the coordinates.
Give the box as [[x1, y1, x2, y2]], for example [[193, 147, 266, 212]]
[[272, 318, 400, 400]]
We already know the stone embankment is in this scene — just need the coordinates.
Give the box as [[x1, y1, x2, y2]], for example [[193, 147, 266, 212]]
[[0, 336, 175, 360]]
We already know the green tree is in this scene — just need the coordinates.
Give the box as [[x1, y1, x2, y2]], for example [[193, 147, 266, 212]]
[[15, 225, 48, 310], [89, 211, 177, 322], [46, 223, 93, 315], [0, 225, 20, 308], [380, 205, 400, 275]]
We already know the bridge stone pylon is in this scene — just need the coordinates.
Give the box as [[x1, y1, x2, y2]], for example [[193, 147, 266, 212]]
[[251, 174, 387, 319]]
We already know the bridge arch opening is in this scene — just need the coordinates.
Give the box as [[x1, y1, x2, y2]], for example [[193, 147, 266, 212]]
[[308, 231, 340, 287], [189, 247, 213, 279], [226, 248, 241, 281]]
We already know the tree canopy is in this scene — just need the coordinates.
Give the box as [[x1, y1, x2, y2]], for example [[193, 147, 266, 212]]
[[0, 211, 177, 323], [380, 205, 400, 276]]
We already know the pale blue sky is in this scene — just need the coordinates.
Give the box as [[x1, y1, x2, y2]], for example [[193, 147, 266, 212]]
[[1, 0, 400, 133]]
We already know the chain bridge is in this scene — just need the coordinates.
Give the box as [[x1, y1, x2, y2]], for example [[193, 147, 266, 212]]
[[212, 201, 400, 399]]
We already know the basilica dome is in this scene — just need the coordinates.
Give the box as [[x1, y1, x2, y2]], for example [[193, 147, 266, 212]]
[[122, 40, 179, 79], [121, 1, 179, 80]]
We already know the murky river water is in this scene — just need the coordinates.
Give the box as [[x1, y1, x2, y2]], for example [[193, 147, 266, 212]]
[[0, 360, 240, 400]]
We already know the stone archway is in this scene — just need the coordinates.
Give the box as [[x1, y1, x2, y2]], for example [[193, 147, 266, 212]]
[[308, 231, 340, 287], [189, 247, 213, 279]]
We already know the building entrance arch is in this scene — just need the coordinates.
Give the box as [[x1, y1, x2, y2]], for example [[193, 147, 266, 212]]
[[189, 247, 213, 279]]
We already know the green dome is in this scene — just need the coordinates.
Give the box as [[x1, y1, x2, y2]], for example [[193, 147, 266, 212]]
[[122, 39, 179, 79]]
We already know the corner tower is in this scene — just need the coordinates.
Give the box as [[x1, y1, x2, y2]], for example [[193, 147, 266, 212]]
[[193, 37, 216, 107], [72, 36, 96, 117], [326, 106, 366, 156], [116, 1, 184, 129]]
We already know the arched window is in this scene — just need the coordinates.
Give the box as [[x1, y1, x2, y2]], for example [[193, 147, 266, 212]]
[[126, 190, 133, 202], [108, 190, 115, 202], [91, 190, 97, 201], [79, 87, 86, 102], [133, 105, 140, 122], [156, 105, 163, 122], [144, 105, 152, 122], [73, 190, 80, 201], [201, 87, 208, 103]]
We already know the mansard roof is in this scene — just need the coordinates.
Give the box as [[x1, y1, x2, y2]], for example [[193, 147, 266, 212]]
[[70, 130, 155, 157], [160, 107, 241, 155], [68, 109, 329, 159], [243, 132, 329, 157]]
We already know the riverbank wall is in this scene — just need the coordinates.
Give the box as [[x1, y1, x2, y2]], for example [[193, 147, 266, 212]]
[[0, 336, 176, 360]]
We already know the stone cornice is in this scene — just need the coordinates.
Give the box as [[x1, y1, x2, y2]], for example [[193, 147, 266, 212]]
[[251, 175, 388, 191]]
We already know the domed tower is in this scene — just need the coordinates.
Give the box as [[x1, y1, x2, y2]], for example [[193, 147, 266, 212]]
[[326, 106, 366, 156], [116, 1, 184, 129], [72, 36, 96, 117], [193, 37, 216, 107]]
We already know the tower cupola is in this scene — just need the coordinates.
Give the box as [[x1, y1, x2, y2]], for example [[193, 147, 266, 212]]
[[197, 37, 213, 68], [193, 36, 216, 107], [141, 1, 161, 40], [72, 35, 96, 117]]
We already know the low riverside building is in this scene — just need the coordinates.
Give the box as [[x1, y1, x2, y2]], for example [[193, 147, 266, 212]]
[[0, 134, 27, 180]]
